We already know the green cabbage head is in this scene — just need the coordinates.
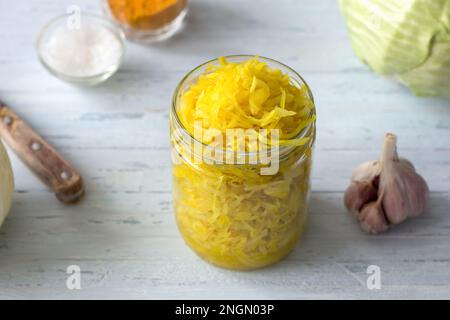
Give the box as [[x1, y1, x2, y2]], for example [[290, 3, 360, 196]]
[[339, 0, 450, 97]]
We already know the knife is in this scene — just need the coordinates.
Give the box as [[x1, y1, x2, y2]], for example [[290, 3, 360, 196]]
[[0, 101, 84, 204]]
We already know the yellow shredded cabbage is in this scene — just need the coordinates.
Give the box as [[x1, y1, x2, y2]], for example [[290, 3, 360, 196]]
[[171, 56, 315, 269]]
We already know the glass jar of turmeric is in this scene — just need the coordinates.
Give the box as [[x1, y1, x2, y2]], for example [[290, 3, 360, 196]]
[[170, 56, 316, 270], [102, 0, 188, 42]]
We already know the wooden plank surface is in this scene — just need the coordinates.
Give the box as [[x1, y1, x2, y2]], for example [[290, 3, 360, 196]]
[[0, 0, 449, 299]]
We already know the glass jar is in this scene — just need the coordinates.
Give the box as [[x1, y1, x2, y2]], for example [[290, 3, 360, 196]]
[[102, 0, 188, 43], [170, 56, 316, 270]]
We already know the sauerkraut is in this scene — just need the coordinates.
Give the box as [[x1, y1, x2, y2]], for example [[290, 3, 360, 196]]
[[171, 56, 315, 270]]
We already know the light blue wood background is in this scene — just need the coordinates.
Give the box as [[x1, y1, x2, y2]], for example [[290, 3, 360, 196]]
[[0, 0, 449, 299]]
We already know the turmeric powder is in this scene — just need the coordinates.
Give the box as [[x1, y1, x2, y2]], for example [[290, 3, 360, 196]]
[[107, 0, 187, 30]]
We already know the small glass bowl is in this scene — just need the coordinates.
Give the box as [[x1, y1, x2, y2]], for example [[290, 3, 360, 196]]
[[101, 0, 188, 43], [36, 13, 126, 86]]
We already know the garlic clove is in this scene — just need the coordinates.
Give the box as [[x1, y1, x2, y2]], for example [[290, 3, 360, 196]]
[[399, 157, 415, 171], [350, 160, 380, 181], [344, 160, 380, 214], [344, 180, 378, 214], [359, 202, 389, 234], [382, 183, 408, 225], [382, 164, 429, 224]]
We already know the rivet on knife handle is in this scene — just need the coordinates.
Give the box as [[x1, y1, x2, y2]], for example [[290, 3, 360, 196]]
[[0, 102, 84, 204]]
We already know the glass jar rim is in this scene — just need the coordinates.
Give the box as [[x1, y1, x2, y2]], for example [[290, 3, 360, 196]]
[[171, 55, 316, 160]]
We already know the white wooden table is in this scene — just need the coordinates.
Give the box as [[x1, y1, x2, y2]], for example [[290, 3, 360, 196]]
[[0, 0, 449, 299]]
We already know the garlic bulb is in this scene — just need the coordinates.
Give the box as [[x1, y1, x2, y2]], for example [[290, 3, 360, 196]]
[[0, 140, 14, 228], [344, 133, 429, 234]]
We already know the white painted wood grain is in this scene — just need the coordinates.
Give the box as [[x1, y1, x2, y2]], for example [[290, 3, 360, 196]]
[[0, 0, 449, 299]]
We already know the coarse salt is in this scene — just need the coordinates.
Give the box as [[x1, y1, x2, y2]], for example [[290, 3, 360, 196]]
[[42, 22, 123, 78]]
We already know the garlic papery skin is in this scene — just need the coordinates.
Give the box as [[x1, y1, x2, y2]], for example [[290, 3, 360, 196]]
[[344, 133, 429, 234], [0, 140, 14, 228]]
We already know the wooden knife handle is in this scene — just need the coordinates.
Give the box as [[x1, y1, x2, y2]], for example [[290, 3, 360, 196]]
[[0, 102, 84, 204]]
